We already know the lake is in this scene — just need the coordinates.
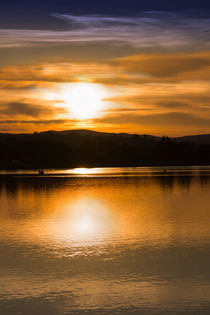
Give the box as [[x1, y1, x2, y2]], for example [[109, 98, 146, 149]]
[[1, 167, 210, 314]]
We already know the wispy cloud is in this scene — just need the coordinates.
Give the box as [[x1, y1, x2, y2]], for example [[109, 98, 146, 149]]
[[0, 62, 113, 83], [1, 52, 210, 85], [94, 112, 210, 127], [114, 52, 210, 78], [0, 12, 210, 49]]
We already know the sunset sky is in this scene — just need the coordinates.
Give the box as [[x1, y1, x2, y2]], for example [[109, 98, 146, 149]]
[[1, 0, 210, 136]]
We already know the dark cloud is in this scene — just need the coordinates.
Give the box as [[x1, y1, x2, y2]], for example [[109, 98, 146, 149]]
[[0, 81, 42, 90], [156, 101, 191, 109], [0, 119, 71, 125], [0, 102, 67, 118]]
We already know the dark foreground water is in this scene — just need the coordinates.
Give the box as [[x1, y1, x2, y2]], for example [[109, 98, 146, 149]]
[[1, 167, 210, 314]]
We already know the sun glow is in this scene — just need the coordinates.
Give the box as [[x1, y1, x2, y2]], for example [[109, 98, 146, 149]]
[[61, 82, 107, 119], [49, 198, 113, 244], [68, 168, 97, 175]]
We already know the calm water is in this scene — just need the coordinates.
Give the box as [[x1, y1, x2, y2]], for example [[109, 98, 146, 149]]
[[1, 167, 210, 314]]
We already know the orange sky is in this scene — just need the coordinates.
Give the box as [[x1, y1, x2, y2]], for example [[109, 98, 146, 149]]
[[1, 13, 210, 136]]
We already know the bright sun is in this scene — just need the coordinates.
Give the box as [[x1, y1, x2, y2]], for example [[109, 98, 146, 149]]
[[61, 82, 106, 119]]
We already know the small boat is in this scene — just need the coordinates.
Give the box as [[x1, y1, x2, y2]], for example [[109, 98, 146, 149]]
[[38, 169, 45, 175]]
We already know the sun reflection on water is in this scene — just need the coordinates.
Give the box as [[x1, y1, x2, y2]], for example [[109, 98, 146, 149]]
[[47, 198, 114, 246], [66, 168, 98, 175], [76, 215, 94, 233], [1, 175, 210, 315]]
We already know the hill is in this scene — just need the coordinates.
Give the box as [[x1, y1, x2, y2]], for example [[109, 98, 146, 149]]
[[0, 129, 209, 168], [176, 134, 210, 145]]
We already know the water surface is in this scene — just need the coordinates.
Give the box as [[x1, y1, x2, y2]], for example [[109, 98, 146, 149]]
[[1, 167, 210, 314]]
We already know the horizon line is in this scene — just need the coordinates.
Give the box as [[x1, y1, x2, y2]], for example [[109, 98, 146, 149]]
[[1, 128, 210, 139]]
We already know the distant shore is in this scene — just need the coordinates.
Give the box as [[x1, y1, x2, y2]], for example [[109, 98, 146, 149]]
[[0, 129, 210, 169]]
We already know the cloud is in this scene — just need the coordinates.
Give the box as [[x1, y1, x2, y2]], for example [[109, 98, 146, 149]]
[[0, 118, 83, 134], [2, 52, 210, 87], [0, 118, 81, 134], [104, 80, 210, 115], [0, 119, 70, 125], [0, 62, 113, 84], [94, 112, 210, 127], [114, 52, 210, 79], [0, 64, 74, 83], [103, 107, 149, 113], [155, 101, 191, 109], [1, 11, 210, 50], [106, 93, 210, 111], [0, 101, 67, 118], [0, 80, 50, 90]]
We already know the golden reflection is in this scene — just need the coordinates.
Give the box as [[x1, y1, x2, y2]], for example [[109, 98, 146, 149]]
[[68, 168, 97, 175], [47, 198, 114, 245], [1, 175, 210, 313], [76, 216, 93, 233], [1, 176, 210, 250]]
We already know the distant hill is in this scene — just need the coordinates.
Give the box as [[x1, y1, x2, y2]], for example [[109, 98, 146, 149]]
[[176, 134, 210, 145], [0, 129, 209, 168]]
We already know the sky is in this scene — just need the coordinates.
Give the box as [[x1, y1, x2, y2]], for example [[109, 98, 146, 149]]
[[1, 0, 210, 136]]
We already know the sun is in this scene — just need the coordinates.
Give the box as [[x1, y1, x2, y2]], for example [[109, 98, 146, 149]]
[[61, 82, 107, 119]]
